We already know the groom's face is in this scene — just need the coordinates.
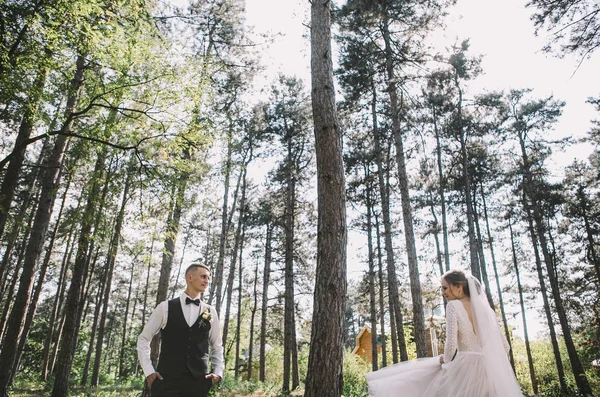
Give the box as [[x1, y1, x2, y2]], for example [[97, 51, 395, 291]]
[[188, 267, 211, 293]]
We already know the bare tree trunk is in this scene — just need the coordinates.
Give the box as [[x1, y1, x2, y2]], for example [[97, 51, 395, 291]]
[[211, 130, 233, 312], [508, 218, 538, 394], [234, 221, 246, 378], [221, 171, 245, 353], [10, 171, 72, 383], [472, 190, 495, 307], [170, 234, 189, 299], [480, 182, 514, 368], [0, 266, 21, 344], [577, 188, 600, 283], [374, 210, 387, 367], [283, 136, 300, 392], [150, 164, 189, 368], [41, 201, 77, 381], [52, 145, 108, 397], [371, 82, 406, 363], [433, 108, 450, 271], [365, 165, 378, 370], [259, 223, 272, 382], [0, 53, 85, 397], [0, 67, 47, 242], [381, 18, 427, 358], [519, 135, 592, 394], [248, 257, 259, 381], [305, 2, 347, 395], [81, 264, 108, 386], [119, 257, 136, 378]]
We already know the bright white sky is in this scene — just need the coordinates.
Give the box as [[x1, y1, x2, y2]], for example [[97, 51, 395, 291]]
[[245, 0, 600, 165], [243, 0, 600, 340]]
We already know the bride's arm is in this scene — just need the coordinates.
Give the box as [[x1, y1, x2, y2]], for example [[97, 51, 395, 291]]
[[442, 301, 458, 363]]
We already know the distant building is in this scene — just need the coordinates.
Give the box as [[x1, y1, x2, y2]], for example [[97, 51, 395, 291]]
[[352, 326, 380, 362]]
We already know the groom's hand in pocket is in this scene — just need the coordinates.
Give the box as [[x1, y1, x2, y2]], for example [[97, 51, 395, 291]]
[[146, 372, 163, 387], [205, 373, 221, 386]]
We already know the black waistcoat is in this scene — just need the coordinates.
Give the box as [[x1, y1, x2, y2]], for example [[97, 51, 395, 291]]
[[156, 298, 211, 379]]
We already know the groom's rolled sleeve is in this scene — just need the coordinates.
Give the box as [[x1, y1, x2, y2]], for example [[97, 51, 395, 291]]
[[137, 301, 168, 378], [208, 306, 225, 378]]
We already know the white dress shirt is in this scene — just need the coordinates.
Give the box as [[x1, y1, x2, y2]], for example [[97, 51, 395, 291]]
[[137, 293, 224, 379]]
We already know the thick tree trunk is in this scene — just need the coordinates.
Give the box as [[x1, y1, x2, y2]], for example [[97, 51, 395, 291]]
[[259, 223, 272, 382], [509, 219, 538, 394], [0, 53, 85, 397], [305, 2, 347, 395]]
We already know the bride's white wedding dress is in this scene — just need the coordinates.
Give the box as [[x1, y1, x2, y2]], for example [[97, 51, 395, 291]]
[[366, 276, 523, 397]]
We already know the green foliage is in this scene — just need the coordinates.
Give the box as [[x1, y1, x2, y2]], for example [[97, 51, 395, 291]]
[[342, 350, 370, 397]]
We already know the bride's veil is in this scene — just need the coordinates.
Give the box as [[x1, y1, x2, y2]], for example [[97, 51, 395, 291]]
[[467, 275, 523, 397]]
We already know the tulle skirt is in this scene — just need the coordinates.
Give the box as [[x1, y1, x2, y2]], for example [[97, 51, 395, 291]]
[[366, 352, 493, 397]]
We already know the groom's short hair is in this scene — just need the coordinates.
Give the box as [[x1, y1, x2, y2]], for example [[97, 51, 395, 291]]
[[185, 263, 211, 276]]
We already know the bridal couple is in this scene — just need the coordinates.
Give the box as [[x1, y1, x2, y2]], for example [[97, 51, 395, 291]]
[[137, 263, 522, 397], [367, 269, 524, 397]]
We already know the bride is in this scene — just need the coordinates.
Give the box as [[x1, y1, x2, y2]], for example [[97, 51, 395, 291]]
[[366, 269, 523, 397]]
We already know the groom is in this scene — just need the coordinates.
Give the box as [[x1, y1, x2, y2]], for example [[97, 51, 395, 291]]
[[137, 263, 224, 397]]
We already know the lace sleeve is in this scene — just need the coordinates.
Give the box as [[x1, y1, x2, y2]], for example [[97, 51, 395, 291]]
[[444, 301, 458, 360]]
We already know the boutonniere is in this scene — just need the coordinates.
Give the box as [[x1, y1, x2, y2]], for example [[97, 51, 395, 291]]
[[200, 309, 212, 323]]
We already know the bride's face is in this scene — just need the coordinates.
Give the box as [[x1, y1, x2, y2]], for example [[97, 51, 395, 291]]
[[441, 279, 461, 300]]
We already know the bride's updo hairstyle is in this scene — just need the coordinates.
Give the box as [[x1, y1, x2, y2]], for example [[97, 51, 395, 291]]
[[442, 269, 471, 297]]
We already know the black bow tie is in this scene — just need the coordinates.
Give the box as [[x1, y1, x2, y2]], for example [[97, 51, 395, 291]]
[[186, 297, 200, 306]]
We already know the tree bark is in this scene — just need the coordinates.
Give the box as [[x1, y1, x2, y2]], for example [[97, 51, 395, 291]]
[[480, 182, 514, 368], [433, 108, 450, 271], [374, 210, 387, 367], [259, 223, 272, 382], [248, 256, 259, 381], [305, 2, 347, 395], [0, 52, 85, 397], [381, 16, 427, 358], [508, 218, 538, 394], [365, 164, 378, 370], [150, 163, 189, 367], [211, 129, 233, 312], [371, 80, 407, 363], [51, 145, 108, 397], [92, 158, 134, 385], [0, 67, 47, 242], [518, 132, 592, 394]]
